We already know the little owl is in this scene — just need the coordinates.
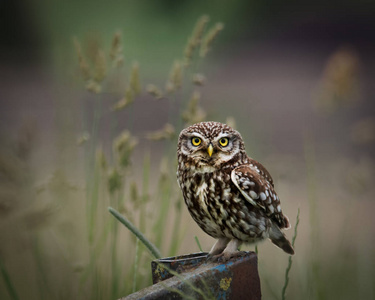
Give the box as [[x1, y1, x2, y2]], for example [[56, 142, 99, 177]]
[[177, 121, 294, 260]]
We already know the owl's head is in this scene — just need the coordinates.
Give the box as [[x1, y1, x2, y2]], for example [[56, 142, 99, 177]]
[[177, 121, 245, 169]]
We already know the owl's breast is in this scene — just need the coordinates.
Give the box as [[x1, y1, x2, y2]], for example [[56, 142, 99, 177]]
[[179, 171, 238, 237]]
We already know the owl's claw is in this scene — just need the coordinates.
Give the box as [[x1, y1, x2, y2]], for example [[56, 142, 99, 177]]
[[206, 251, 248, 263], [205, 253, 216, 262]]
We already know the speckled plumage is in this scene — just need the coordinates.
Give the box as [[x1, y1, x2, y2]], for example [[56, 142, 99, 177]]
[[177, 121, 294, 258]]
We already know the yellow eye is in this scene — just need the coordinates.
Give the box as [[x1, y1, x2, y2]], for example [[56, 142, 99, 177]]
[[219, 137, 229, 147], [191, 137, 201, 146]]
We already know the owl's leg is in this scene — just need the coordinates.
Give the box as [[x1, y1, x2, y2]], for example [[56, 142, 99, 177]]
[[207, 237, 230, 259], [218, 239, 246, 262], [223, 239, 242, 254]]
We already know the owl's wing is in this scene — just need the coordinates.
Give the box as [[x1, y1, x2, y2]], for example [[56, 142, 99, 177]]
[[247, 158, 274, 187], [231, 164, 290, 229]]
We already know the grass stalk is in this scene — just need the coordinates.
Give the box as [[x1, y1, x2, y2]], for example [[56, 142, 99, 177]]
[[32, 235, 52, 300], [80, 220, 112, 286], [86, 97, 103, 246], [108, 206, 162, 259], [168, 200, 183, 256], [110, 190, 123, 299], [304, 135, 322, 299], [110, 216, 119, 299], [140, 153, 150, 233], [154, 174, 172, 249], [88, 158, 101, 244], [281, 208, 301, 300], [132, 239, 140, 293], [0, 255, 19, 300], [194, 236, 203, 252]]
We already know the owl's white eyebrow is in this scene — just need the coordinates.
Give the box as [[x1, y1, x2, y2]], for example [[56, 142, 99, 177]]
[[188, 132, 205, 139], [215, 133, 231, 140]]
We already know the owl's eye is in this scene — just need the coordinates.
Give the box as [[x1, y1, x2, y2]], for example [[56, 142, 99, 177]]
[[191, 137, 202, 146], [219, 137, 229, 147]]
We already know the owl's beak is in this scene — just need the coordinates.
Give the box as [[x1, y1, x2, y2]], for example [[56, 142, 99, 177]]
[[207, 143, 214, 157]]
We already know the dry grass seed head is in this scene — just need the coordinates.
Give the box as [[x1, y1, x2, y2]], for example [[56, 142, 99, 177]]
[[200, 22, 224, 58], [192, 73, 206, 86], [85, 33, 102, 63], [74, 38, 91, 81], [191, 15, 210, 46], [124, 86, 134, 106], [112, 85, 135, 111], [113, 131, 138, 169], [110, 31, 124, 66], [85, 79, 102, 93], [166, 60, 183, 93], [93, 49, 107, 83], [96, 148, 107, 170], [147, 84, 163, 100], [165, 81, 174, 93], [314, 47, 361, 114], [107, 168, 123, 195], [146, 124, 175, 141], [130, 181, 139, 204], [184, 15, 210, 65], [112, 98, 128, 111], [77, 132, 90, 145]]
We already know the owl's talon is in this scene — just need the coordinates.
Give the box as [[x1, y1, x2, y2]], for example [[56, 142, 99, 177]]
[[220, 251, 248, 262], [205, 253, 219, 262], [205, 251, 248, 263]]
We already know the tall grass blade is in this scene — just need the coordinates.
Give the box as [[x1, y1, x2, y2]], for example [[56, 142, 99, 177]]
[[168, 200, 183, 256], [110, 216, 120, 300], [33, 236, 51, 299], [108, 206, 162, 259], [194, 236, 203, 252], [140, 153, 150, 233], [0, 255, 19, 300], [132, 239, 140, 293], [281, 208, 300, 300], [304, 136, 322, 299], [154, 173, 172, 248]]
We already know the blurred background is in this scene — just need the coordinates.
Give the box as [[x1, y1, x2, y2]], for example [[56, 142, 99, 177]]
[[1, 0, 375, 299]]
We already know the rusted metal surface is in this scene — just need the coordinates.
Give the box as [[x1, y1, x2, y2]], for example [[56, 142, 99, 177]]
[[122, 251, 261, 300], [151, 252, 209, 284]]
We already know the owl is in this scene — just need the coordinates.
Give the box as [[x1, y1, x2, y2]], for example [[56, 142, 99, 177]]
[[177, 121, 294, 260]]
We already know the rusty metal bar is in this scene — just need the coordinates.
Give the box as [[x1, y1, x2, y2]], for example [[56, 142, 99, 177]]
[[122, 251, 261, 300]]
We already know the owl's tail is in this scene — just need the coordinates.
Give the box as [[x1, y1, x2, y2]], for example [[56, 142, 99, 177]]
[[269, 223, 295, 255]]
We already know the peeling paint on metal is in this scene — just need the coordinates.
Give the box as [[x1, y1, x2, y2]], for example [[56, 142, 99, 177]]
[[220, 277, 232, 291]]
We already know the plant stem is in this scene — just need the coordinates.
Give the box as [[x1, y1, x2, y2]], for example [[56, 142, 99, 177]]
[[194, 236, 203, 252], [0, 255, 19, 300], [281, 208, 300, 300], [132, 239, 140, 293], [108, 206, 162, 259]]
